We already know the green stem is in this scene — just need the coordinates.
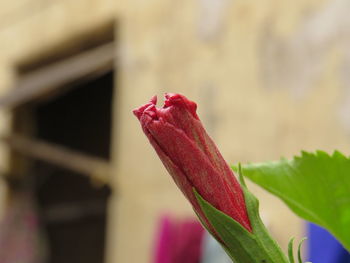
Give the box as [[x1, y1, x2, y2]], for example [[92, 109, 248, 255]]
[[194, 168, 289, 263]]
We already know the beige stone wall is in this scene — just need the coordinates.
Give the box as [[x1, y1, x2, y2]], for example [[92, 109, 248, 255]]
[[113, 0, 350, 262], [1, 0, 350, 262]]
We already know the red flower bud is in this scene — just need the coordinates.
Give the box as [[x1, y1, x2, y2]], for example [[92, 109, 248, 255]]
[[133, 93, 252, 233]]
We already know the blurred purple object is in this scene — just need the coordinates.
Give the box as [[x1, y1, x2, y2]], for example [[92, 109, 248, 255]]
[[153, 215, 205, 263]]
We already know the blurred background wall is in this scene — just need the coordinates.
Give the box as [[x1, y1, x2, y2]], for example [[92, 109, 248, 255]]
[[0, 0, 350, 262]]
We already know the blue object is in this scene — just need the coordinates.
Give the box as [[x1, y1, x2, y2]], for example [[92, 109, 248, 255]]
[[308, 223, 350, 263]]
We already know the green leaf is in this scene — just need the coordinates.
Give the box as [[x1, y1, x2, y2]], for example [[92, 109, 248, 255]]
[[235, 151, 350, 251]]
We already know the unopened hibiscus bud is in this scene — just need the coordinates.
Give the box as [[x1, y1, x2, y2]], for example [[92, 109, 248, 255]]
[[133, 93, 252, 233]]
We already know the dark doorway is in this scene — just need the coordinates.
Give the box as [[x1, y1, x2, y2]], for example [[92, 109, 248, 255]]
[[31, 71, 114, 263]]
